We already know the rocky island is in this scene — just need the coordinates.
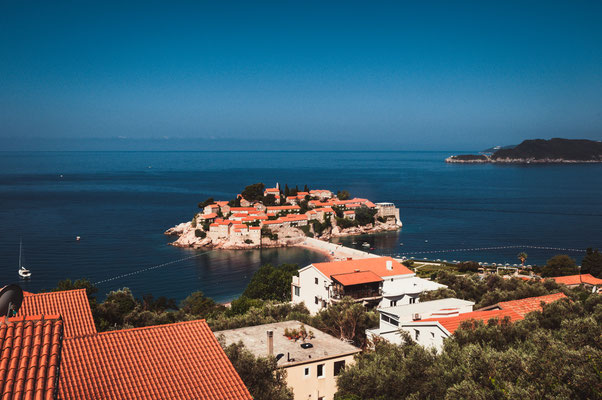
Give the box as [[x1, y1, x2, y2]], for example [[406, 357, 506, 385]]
[[165, 183, 402, 251], [446, 138, 602, 163]]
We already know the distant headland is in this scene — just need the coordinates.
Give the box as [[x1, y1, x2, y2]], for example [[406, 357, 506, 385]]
[[446, 138, 602, 164], [165, 183, 402, 255]]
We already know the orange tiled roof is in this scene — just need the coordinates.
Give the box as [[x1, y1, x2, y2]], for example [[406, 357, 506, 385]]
[[331, 270, 383, 286], [281, 214, 308, 221], [549, 274, 602, 286], [420, 309, 523, 335], [199, 213, 217, 219], [315, 207, 334, 213], [215, 201, 229, 206], [228, 207, 257, 213], [17, 289, 96, 338], [266, 205, 300, 211], [312, 257, 413, 279], [265, 188, 279, 192], [496, 292, 567, 317], [0, 314, 63, 400], [59, 319, 252, 400]]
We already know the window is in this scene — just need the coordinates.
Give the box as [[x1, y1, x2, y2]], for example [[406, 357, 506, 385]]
[[315, 296, 319, 305], [414, 329, 420, 341], [334, 360, 346, 376], [294, 286, 300, 296], [315, 277, 319, 285], [390, 300, 397, 307], [409, 297, 417, 304], [304, 367, 310, 377], [431, 332, 435, 338], [317, 363, 325, 378]]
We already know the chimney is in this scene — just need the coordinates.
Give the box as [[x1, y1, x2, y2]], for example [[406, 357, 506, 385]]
[[386, 260, 393, 270], [267, 330, 274, 356]]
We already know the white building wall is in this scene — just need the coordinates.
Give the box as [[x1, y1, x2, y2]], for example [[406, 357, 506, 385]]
[[399, 324, 447, 350], [293, 266, 331, 314]]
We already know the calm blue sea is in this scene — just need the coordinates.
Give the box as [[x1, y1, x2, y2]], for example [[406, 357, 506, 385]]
[[1, 151, 601, 302]]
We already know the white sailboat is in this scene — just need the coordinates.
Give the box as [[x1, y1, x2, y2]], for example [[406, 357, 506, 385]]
[[18, 240, 32, 279]]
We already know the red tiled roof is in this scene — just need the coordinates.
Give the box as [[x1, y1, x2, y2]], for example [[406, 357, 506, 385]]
[[215, 201, 229, 206], [229, 207, 257, 213], [281, 214, 308, 221], [496, 293, 567, 317], [331, 270, 383, 286], [265, 188, 279, 192], [199, 213, 217, 219], [420, 309, 523, 335], [17, 289, 96, 338], [266, 205, 300, 211], [262, 220, 283, 225], [59, 319, 252, 400], [315, 207, 334, 213], [549, 274, 602, 286], [249, 226, 261, 230], [343, 210, 355, 214], [312, 257, 413, 279], [0, 314, 63, 400]]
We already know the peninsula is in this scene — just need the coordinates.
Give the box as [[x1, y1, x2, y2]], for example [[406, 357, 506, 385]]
[[446, 138, 602, 163], [165, 183, 402, 252]]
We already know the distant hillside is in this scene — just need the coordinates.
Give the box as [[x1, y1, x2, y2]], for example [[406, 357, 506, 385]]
[[481, 144, 516, 154], [492, 138, 602, 162], [447, 138, 602, 163]]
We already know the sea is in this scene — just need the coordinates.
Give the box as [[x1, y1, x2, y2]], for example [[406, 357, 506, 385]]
[[1, 151, 601, 303]]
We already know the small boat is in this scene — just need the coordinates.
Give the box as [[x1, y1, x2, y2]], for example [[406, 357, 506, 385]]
[[399, 243, 404, 246], [18, 240, 32, 279], [362, 242, 370, 247], [76, 236, 81, 241]]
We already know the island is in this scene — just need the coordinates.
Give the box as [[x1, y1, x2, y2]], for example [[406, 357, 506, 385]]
[[446, 138, 602, 163], [165, 183, 402, 252]]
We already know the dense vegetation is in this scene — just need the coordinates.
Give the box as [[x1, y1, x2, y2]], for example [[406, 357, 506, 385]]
[[492, 138, 602, 161], [335, 292, 601, 400]]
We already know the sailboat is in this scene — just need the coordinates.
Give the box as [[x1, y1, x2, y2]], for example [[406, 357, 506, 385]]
[[18, 240, 32, 279]]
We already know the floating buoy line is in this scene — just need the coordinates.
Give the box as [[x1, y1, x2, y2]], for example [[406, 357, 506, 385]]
[[394, 245, 586, 257]]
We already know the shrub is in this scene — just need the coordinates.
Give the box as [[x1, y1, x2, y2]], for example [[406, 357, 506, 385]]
[[194, 229, 206, 238], [336, 217, 358, 229], [244, 239, 253, 244]]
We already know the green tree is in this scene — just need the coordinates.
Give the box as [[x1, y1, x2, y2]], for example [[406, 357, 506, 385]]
[[517, 251, 528, 266], [197, 197, 214, 209], [303, 184, 309, 192], [52, 278, 98, 306], [354, 207, 377, 226], [263, 193, 277, 206], [241, 264, 299, 302], [337, 190, 351, 200], [241, 183, 265, 202], [94, 288, 139, 331], [310, 298, 378, 347], [581, 248, 602, 277], [180, 290, 225, 317], [221, 341, 293, 400], [284, 184, 290, 197], [540, 255, 579, 277]]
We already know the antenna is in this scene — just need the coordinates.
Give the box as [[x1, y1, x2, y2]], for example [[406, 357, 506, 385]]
[[0, 285, 24, 321]]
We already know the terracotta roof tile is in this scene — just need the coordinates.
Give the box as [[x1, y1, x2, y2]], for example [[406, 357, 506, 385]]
[[420, 309, 523, 335], [0, 315, 63, 400], [17, 289, 96, 338], [331, 271, 383, 286], [59, 319, 251, 400], [312, 257, 413, 279], [496, 293, 567, 316], [549, 274, 602, 286]]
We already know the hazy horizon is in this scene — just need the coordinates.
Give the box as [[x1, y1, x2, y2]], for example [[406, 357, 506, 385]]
[[2, 1, 601, 151]]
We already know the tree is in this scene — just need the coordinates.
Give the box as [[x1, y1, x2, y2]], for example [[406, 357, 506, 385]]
[[354, 207, 377, 226], [180, 291, 225, 317], [263, 193, 277, 206], [540, 255, 579, 277], [304, 184, 309, 192], [52, 278, 98, 306], [94, 288, 139, 331], [517, 251, 528, 266], [241, 264, 299, 302], [581, 248, 602, 277], [197, 197, 214, 209], [337, 190, 351, 200], [310, 298, 378, 347], [241, 183, 265, 202], [284, 184, 290, 197], [221, 341, 293, 400]]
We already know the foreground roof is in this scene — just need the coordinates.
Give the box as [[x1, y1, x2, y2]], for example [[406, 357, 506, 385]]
[[0, 315, 63, 400], [332, 270, 383, 286], [418, 309, 523, 335], [59, 319, 252, 400], [311, 257, 414, 279], [548, 274, 602, 286], [493, 292, 567, 316], [216, 320, 360, 368], [18, 289, 96, 338]]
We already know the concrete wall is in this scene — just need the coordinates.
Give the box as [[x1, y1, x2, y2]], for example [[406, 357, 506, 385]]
[[399, 324, 447, 350], [293, 266, 330, 314], [285, 354, 356, 400]]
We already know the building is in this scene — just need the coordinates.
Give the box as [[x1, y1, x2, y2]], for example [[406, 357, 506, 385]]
[[310, 189, 333, 199], [397, 293, 567, 351], [547, 274, 602, 292], [367, 298, 475, 345], [264, 187, 281, 204], [291, 257, 446, 314], [1, 285, 252, 400], [375, 202, 401, 225], [216, 320, 361, 400], [343, 210, 355, 220]]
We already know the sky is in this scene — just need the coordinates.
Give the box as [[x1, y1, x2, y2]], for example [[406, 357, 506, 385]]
[[1, 1, 601, 151]]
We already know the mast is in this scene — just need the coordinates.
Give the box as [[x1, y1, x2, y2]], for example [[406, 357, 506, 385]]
[[19, 239, 22, 268]]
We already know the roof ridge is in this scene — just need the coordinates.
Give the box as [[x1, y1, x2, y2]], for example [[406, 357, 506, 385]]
[[3, 314, 62, 324], [25, 288, 87, 297], [81, 318, 209, 337]]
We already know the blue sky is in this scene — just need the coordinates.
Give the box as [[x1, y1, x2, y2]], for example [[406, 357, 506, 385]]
[[1, 1, 601, 150]]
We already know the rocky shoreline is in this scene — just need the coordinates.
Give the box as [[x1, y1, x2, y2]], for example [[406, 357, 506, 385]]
[[446, 155, 602, 164], [164, 220, 402, 251]]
